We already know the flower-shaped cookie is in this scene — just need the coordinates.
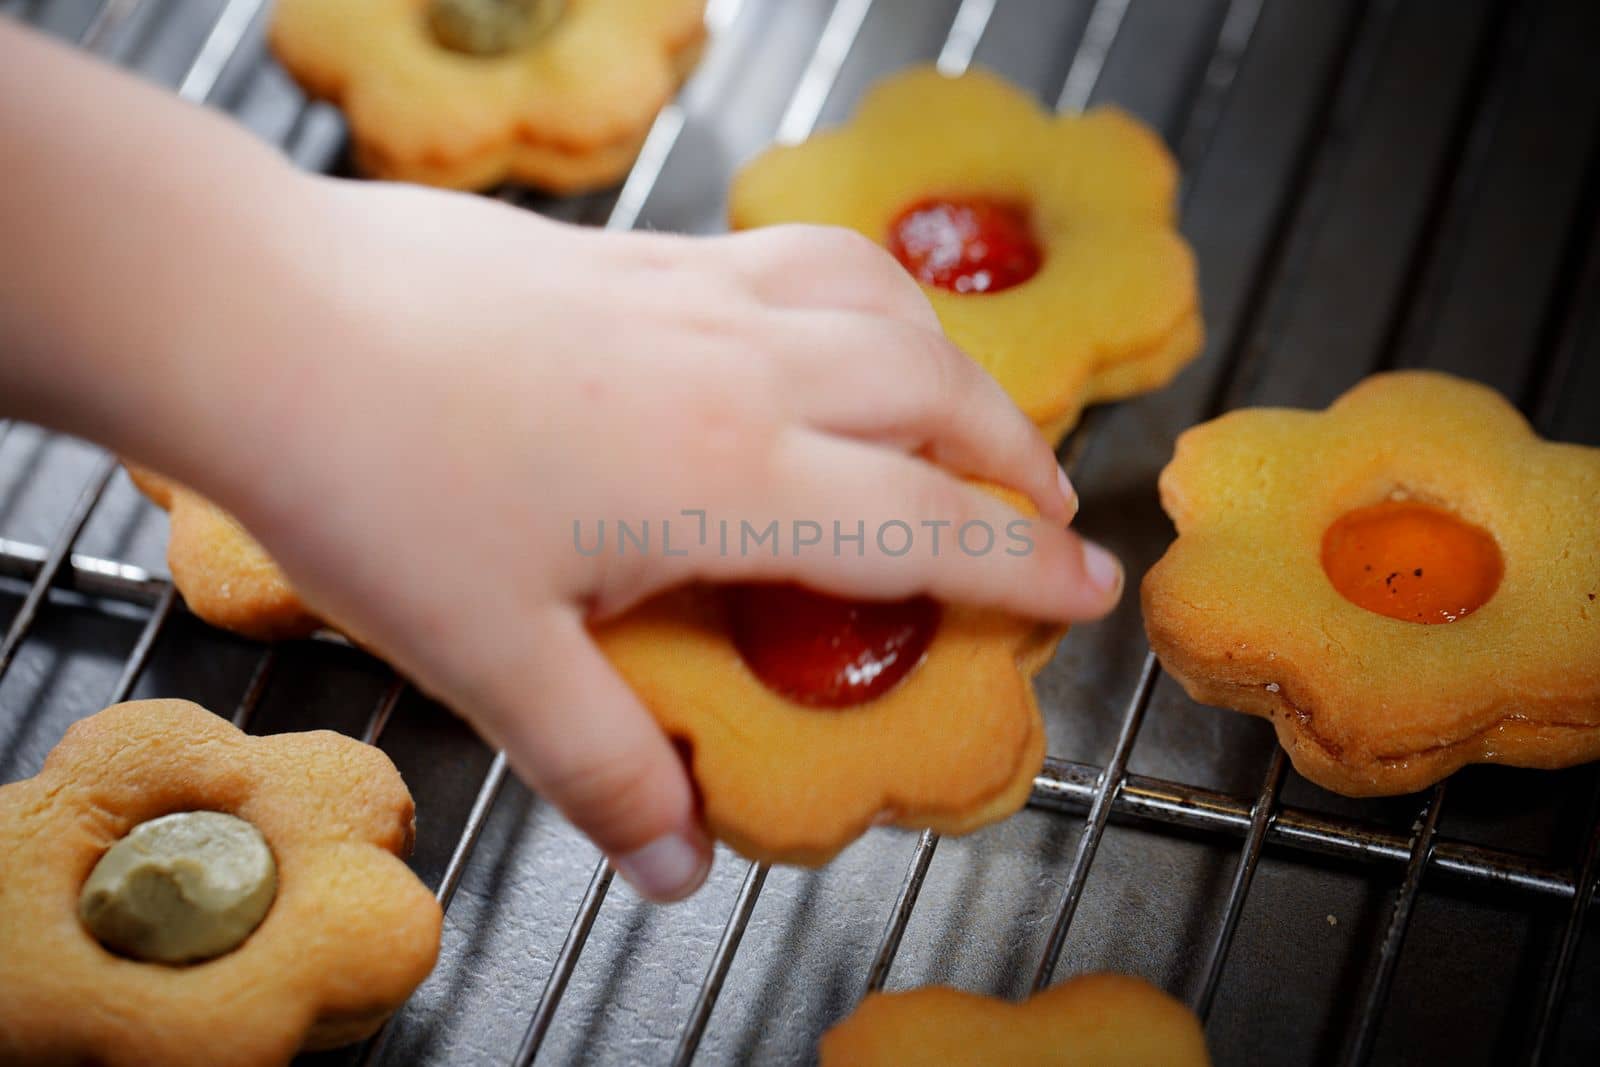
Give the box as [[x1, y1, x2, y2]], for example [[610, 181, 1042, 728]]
[[127, 465, 319, 641], [818, 974, 1211, 1066], [0, 700, 442, 1066], [730, 66, 1203, 443], [594, 581, 1059, 865], [270, 0, 706, 192], [1143, 371, 1600, 796]]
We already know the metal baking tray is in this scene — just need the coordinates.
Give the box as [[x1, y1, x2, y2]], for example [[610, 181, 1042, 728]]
[[2, 1, 1597, 1063]]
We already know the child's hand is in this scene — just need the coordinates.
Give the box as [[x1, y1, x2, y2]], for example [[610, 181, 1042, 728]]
[[189, 179, 1121, 901], [0, 20, 1122, 897]]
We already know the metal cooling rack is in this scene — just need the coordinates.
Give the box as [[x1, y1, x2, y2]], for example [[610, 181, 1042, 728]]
[[1, 1, 1598, 1064]]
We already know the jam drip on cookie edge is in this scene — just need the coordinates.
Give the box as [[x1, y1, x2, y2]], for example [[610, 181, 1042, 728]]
[[727, 585, 941, 707]]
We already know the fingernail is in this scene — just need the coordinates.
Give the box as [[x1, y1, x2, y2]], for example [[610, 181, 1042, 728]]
[[1057, 466, 1079, 521], [613, 828, 711, 903], [1082, 539, 1124, 598]]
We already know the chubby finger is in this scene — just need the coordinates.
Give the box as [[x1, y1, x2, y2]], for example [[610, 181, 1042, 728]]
[[768, 309, 1073, 523], [610, 429, 1121, 622], [477, 607, 712, 902], [713, 224, 942, 331]]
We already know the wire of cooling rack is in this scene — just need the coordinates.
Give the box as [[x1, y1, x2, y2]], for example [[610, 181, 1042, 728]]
[[358, 748, 513, 1066], [104, 583, 177, 706], [1055, 0, 1129, 113], [1193, 748, 1287, 1021], [1343, 781, 1448, 1066], [75, 0, 138, 52], [231, 648, 278, 729], [773, 0, 872, 145], [433, 752, 512, 911], [1528, 784, 1600, 1065], [0, 458, 116, 683], [862, 828, 940, 995], [672, 860, 771, 1066], [1026, 756, 1575, 896], [514, 859, 616, 1065], [1032, 655, 1161, 992], [0, 538, 171, 606], [176, 0, 264, 102], [361, 677, 408, 746]]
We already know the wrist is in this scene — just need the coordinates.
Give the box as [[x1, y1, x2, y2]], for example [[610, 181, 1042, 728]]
[[52, 161, 336, 520], [128, 166, 344, 511]]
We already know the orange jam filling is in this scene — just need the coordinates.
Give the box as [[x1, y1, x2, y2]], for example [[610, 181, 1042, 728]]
[[887, 197, 1042, 293], [727, 585, 940, 707], [1321, 500, 1502, 623]]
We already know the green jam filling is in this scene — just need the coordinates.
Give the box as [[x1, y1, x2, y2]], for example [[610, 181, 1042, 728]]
[[78, 811, 277, 965], [427, 0, 566, 56]]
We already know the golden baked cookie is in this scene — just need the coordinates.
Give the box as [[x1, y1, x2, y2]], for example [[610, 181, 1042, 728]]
[[730, 66, 1203, 443], [594, 583, 1058, 866], [129, 467, 1060, 863], [818, 974, 1211, 1066], [592, 483, 1060, 864], [269, 0, 706, 193], [0, 699, 441, 1066], [126, 465, 319, 641], [1143, 371, 1600, 796]]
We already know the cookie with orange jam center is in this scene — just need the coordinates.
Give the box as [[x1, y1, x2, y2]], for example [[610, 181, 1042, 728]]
[[730, 66, 1204, 443], [1142, 371, 1600, 796], [1321, 500, 1503, 624]]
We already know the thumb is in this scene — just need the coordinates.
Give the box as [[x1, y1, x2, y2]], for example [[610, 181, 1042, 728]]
[[478, 606, 712, 902]]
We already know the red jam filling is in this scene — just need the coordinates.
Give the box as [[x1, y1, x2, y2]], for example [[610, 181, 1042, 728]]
[[886, 197, 1042, 294], [1321, 500, 1503, 624], [727, 585, 940, 707]]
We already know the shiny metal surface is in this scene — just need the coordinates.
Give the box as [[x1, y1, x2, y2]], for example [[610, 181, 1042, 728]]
[[2, 2, 1599, 1064]]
